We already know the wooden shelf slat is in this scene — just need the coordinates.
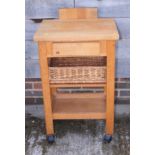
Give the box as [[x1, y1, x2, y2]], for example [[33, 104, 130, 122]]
[[52, 93, 106, 120], [50, 83, 106, 88]]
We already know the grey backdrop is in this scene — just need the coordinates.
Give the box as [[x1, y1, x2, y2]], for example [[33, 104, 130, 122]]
[[25, 0, 130, 78]]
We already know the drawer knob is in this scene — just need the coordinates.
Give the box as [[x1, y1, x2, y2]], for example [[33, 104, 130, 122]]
[[56, 51, 60, 54]]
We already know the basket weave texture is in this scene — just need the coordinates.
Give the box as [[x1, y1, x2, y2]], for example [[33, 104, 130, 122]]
[[49, 66, 106, 84], [49, 57, 106, 84]]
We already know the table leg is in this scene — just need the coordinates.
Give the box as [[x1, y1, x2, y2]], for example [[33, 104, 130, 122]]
[[104, 41, 115, 142], [38, 42, 54, 137]]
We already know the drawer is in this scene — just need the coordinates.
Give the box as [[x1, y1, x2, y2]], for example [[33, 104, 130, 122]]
[[49, 42, 106, 57]]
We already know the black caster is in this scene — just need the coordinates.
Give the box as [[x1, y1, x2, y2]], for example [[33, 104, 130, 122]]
[[103, 134, 112, 143], [47, 135, 55, 143]]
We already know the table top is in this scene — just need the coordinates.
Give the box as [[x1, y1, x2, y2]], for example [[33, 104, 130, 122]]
[[34, 19, 119, 42]]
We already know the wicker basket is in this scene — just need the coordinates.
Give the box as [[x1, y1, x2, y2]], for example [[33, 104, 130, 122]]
[[49, 57, 106, 84]]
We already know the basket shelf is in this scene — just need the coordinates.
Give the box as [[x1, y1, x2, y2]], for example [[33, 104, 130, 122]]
[[48, 57, 106, 84], [49, 66, 106, 84]]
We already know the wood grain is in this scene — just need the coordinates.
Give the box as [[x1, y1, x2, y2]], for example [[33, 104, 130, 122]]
[[50, 83, 106, 88], [34, 19, 119, 42], [59, 8, 97, 20], [105, 40, 115, 135], [26, 18, 129, 41], [52, 42, 102, 57], [38, 42, 54, 135], [25, 39, 130, 60], [52, 93, 106, 120], [34, 8, 119, 137]]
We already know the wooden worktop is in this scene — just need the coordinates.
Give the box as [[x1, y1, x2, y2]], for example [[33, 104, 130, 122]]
[[34, 19, 119, 42]]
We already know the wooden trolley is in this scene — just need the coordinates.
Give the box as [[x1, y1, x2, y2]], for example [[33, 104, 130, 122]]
[[34, 8, 119, 143]]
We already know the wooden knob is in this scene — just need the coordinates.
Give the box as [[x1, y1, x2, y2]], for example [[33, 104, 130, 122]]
[[56, 51, 60, 54]]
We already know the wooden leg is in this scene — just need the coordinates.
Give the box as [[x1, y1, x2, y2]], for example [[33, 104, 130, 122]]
[[105, 40, 115, 135], [38, 42, 54, 135], [51, 87, 57, 95]]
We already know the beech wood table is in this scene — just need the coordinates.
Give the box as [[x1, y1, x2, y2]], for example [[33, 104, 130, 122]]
[[34, 8, 119, 143]]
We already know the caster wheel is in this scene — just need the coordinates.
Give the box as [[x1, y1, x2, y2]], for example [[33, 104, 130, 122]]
[[103, 134, 112, 143], [47, 135, 55, 143]]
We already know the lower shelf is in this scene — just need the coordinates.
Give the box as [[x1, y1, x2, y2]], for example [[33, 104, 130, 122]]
[[52, 93, 106, 120]]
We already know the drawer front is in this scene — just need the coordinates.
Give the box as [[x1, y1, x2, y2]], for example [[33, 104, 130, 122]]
[[51, 42, 105, 57]]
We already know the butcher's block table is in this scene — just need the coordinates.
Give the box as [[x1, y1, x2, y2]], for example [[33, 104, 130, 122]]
[[34, 8, 119, 143]]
